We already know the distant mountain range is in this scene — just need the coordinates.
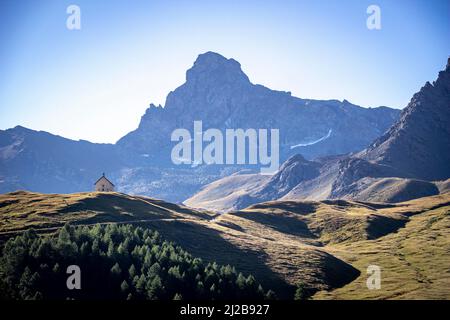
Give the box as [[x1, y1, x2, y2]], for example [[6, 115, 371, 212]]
[[0, 52, 401, 202], [185, 57, 450, 212]]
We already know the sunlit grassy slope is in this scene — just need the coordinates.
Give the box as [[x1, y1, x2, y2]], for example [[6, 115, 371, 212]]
[[0, 191, 213, 235], [314, 195, 450, 299], [0, 190, 449, 299]]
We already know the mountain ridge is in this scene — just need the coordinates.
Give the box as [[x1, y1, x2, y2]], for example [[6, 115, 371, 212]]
[[185, 56, 450, 211], [1, 52, 400, 202], [359, 57, 450, 180]]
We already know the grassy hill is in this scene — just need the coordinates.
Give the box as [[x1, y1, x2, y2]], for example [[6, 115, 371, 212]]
[[0, 190, 449, 299], [314, 194, 450, 299], [0, 191, 213, 235]]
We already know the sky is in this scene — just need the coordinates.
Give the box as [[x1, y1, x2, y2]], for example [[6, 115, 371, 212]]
[[0, 0, 449, 143]]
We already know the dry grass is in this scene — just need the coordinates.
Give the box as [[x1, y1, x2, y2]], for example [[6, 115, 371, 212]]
[[314, 196, 450, 299], [1, 190, 449, 299], [225, 200, 407, 245], [0, 191, 212, 236], [212, 194, 450, 299]]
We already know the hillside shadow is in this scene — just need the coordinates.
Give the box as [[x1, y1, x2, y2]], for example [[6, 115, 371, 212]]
[[249, 201, 318, 215], [57, 193, 213, 221], [57, 194, 171, 219], [366, 214, 408, 239], [136, 219, 295, 298], [353, 201, 400, 210], [214, 220, 245, 232], [0, 199, 19, 208], [232, 211, 317, 239], [320, 253, 361, 289]]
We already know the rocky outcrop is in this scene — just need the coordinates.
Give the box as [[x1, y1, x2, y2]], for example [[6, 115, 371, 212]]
[[253, 155, 321, 200]]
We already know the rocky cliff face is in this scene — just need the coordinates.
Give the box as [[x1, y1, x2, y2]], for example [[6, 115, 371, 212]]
[[286, 57, 450, 200], [361, 58, 450, 180], [253, 154, 321, 201], [117, 52, 400, 163]]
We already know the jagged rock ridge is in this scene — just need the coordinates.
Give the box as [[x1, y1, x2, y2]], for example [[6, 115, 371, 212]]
[[185, 57, 450, 211]]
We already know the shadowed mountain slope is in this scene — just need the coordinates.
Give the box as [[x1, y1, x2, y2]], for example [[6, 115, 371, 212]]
[[360, 58, 450, 180], [185, 57, 450, 211]]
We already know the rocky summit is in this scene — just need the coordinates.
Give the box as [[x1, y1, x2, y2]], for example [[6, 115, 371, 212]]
[[118, 51, 399, 162]]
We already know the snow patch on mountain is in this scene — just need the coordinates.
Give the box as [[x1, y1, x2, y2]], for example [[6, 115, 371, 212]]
[[290, 129, 332, 149]]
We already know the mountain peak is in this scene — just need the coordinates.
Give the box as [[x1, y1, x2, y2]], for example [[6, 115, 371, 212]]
[[11, 125, 34, 134], [186, 52, 250, 86], [194, 51, 233, 65]]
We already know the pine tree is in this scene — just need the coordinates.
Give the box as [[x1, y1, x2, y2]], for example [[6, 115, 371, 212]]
[[52, 263, 60, 273], [107, 241, 115, 258], [146, 275, 163, 300], [111, 262, 122, 276], [58, 225, 71, 244], [148, 262, 161, 278], [80, 241, 90, 256], [173, 293, 183, 300], [210, 283, 216, 295], [265, 290, 277, 300], [135, 274, 147, 294], [128, 264, 136, 279], [120, 280, 129, 293], [236, 273, 246, 290], [294, 282, 308, 300], [91, 239, 100, 254]]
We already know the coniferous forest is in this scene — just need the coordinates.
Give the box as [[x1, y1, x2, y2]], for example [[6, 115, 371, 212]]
[[0, 224, 274, 300]]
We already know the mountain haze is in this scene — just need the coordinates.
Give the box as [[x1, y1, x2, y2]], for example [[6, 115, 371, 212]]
[[118, 52, 399, 162], [0, 52, 400, 202]]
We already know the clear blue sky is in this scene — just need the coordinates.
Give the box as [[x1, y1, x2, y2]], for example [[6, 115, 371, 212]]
[[1, 0, 449, 143]]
